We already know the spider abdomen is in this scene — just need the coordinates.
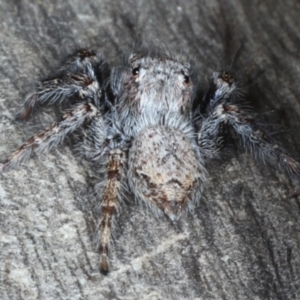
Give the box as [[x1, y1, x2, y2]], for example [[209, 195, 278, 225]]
[[128, 126, 204, 221]]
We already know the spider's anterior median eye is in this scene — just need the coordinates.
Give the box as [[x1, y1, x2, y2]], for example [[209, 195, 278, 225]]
[[132, 66, 140, 76], [181, 70, 190, 84]]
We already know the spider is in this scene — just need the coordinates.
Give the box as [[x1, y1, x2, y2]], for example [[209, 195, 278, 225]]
[[1, 49, 299, 274]]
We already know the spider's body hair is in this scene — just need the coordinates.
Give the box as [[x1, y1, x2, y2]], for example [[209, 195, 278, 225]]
[[2, 49, 300, 274]]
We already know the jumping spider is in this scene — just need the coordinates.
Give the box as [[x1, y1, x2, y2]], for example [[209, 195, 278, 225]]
[[1, 49, 299, 274]]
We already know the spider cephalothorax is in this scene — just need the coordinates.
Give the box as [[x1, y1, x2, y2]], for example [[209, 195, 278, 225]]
[[1, 49, 299, 274]]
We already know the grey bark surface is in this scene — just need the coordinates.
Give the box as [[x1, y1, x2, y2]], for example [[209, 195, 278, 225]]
[[1, 1, 300, 299]]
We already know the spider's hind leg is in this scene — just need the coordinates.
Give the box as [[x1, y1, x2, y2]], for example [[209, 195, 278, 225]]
[[16, 49, 105, 120]]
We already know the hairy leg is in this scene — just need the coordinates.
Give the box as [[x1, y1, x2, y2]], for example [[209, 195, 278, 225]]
[[96, 148, 125, 274], [197, 71, 300, 176], [197, 114, 226, 160], [59, 49, 102, 74], [196, 71, 236, 160], [218, 103, 300, 177], [81, 115, 108, 161], [16, 50, 104, 120], [1, 103, 98, 171]]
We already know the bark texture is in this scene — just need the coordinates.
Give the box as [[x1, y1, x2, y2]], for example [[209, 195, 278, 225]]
[[1, 1, 300, 299]]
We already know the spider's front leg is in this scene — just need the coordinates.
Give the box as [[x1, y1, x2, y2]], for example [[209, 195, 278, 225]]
[[197, 71, 300, 177], [1, 49, 106, 171], [196, 71, 237, 160], [16, 49, 104, 120]]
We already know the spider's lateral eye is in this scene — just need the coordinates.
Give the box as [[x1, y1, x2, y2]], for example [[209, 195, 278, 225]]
[[132, 66, 140, 76], [181, 70, 190, 84]]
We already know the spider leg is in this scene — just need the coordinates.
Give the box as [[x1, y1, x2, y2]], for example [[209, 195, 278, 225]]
[[1, 103, 98, 171], [81, 116, 108, 161], [197, 112, 226, 160], [217, 103, 300, 177], [197, 71, 300, 177], [96, 148, 125, 275], [58, 49, 102, 74], [196, 71, 236, 160], [81, 118, 125, 274], [16, 50, 104, 120]]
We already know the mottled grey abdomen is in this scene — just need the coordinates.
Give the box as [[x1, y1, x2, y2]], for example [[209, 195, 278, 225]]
[[128, 126, 204, 221]]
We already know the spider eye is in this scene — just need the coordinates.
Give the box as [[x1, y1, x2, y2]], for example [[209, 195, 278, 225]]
[[181, 70, 190, 84], [132, 66, 140, 76], [184, 74, 190, 84], [220, 71, 235, 85]]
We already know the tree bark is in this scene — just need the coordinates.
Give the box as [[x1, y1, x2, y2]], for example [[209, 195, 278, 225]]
[[1, 1, 300, 299]]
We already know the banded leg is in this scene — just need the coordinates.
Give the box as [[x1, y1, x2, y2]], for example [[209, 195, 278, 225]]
[[98, 148, 125, 274], [16, 50, 104, 120], [196, 71, 236, 159], [1, 103, 98, 171], [197, 70, 300, 176], [59, 49, 102, 74], [81, 115, 107, 161], [197, 114, 226, 160], [198, 102, 300, 176], [219, 103, 300, 177]]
